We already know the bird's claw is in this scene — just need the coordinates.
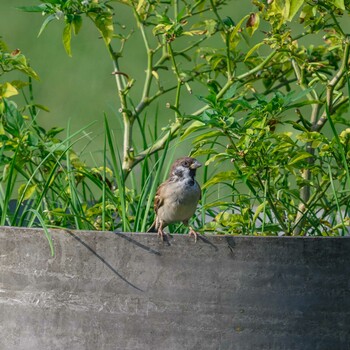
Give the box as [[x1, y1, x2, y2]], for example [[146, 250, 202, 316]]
[[158, 229, 171, 245], [158, 229, 165, 240], [189, 227, 199, 242]]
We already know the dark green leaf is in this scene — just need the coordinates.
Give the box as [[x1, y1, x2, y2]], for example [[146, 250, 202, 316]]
[[18, 5, 47, 12], [72, 15, 83, 35]]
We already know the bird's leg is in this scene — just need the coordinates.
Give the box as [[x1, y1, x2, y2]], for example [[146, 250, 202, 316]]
[[157, 221, 166, 241], [188, 226, 199, 242]]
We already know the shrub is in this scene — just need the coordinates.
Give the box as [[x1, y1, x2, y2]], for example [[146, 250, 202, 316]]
[[1, 0, 349, 236]]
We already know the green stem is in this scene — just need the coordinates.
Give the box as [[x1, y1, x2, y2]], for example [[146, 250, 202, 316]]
[[168, 42, 182, 115], [107, 44, 134, 175], [291, 57, 321, 235], [139, 23, 154, 108]]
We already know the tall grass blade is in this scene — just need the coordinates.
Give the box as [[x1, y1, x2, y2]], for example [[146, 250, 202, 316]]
[[104, 114, 130, 231], [0, 149, 19, 226], [135, 135, 171, 233], [26, 208, 55, 256], [11, 122, 95, 227], [328, 164, 346, 235]]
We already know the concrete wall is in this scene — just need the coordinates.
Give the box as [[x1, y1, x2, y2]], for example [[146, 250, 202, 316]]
[[0, 227, 349, 350]]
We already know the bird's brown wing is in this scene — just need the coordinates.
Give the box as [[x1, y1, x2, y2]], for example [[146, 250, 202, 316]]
[[154, 181, 167, 214]]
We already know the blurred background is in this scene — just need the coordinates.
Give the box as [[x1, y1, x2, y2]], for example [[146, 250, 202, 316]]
[[0, 1, 255, 167]]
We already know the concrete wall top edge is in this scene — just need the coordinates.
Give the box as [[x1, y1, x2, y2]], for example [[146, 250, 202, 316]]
[[0, 225, 349, 240]]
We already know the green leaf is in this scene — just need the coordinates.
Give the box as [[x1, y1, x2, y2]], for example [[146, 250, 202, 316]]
[[223, 83, 239, 100], [47, 127, 64, 137], [10, 80, 29, 89], [91, 13, 114, 45], [40, 0, 61, 4], [288, 0, 304, 20], [72, 15, 83, 35], [288, 152, 313, 166], [190, 148, 217, 158], [33, 104, 50, 112], [332, 0, 345, 10], [203, 171, 236, 189], [18, 184, 37, 200], [18, 5, 47, 12], [252, 200, 268, 226], [0, 83, 18, 98], [180, 120, 205, 140], [194, 130, 222, 143], [62, 22, 72, 56], [231, 14, 250, 38], [38, 14, 56, 37], [244, 42, 264, 61]]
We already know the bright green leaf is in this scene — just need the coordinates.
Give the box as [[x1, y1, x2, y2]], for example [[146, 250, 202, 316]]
[[252, 200, 268, 225], [180, 120, 205, 140], [203, 171, 236, 189], [91, 13, 114, 45], [288, 152, 313, 166], [231, 14, 250, 38], [63, 22, 72, 56], [288, 0, 304, 21], [190, 148, 217, 158], [0, 83, 18, 98], [332, 0, 345, 10], [244, 42, 264, 61], [193, 130, 222, 144], [18, 184, 37, 201]]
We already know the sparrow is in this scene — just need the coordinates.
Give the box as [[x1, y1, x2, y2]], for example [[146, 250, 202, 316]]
[[148, 157, 202, 241]]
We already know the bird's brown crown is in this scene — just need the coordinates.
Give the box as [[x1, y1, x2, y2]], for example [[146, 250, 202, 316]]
[[169, 157, 202, 178]]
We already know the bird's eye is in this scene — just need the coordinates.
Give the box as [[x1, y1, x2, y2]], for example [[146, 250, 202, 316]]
[[182, 161, 189, 167]]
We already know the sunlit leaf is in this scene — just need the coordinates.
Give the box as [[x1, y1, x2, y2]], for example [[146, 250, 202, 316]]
[[91, 13, 114, 45], [194, 130, 222, 143], [63, 22, 72, 56], [332, 0, 345, 10], [180, 120, 205, 140], [288, 0, 304, 20], [18, 184, 37, 200], [244, 42, 264, 61], [288, 152, 313, 166], [203, 171, 236, 189], [252, 200, 268, 225], [0, 83, 18, 98], [231, 14, 250, 37]]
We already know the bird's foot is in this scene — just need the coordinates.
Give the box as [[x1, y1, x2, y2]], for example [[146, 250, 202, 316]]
[[189, 227, 199, 242], [158, 229, 166, 240], [158, 229, 171, 245]]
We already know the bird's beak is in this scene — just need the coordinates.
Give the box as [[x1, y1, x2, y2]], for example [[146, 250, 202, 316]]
[[190, 160, 202, 169]]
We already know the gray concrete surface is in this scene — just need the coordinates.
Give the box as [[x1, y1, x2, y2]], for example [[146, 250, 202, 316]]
[[0, 227, 350, 350]]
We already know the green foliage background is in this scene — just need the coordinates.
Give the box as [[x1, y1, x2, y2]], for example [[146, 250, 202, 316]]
[[0, 0, 249, 160], [1, 0, 350, 239]]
